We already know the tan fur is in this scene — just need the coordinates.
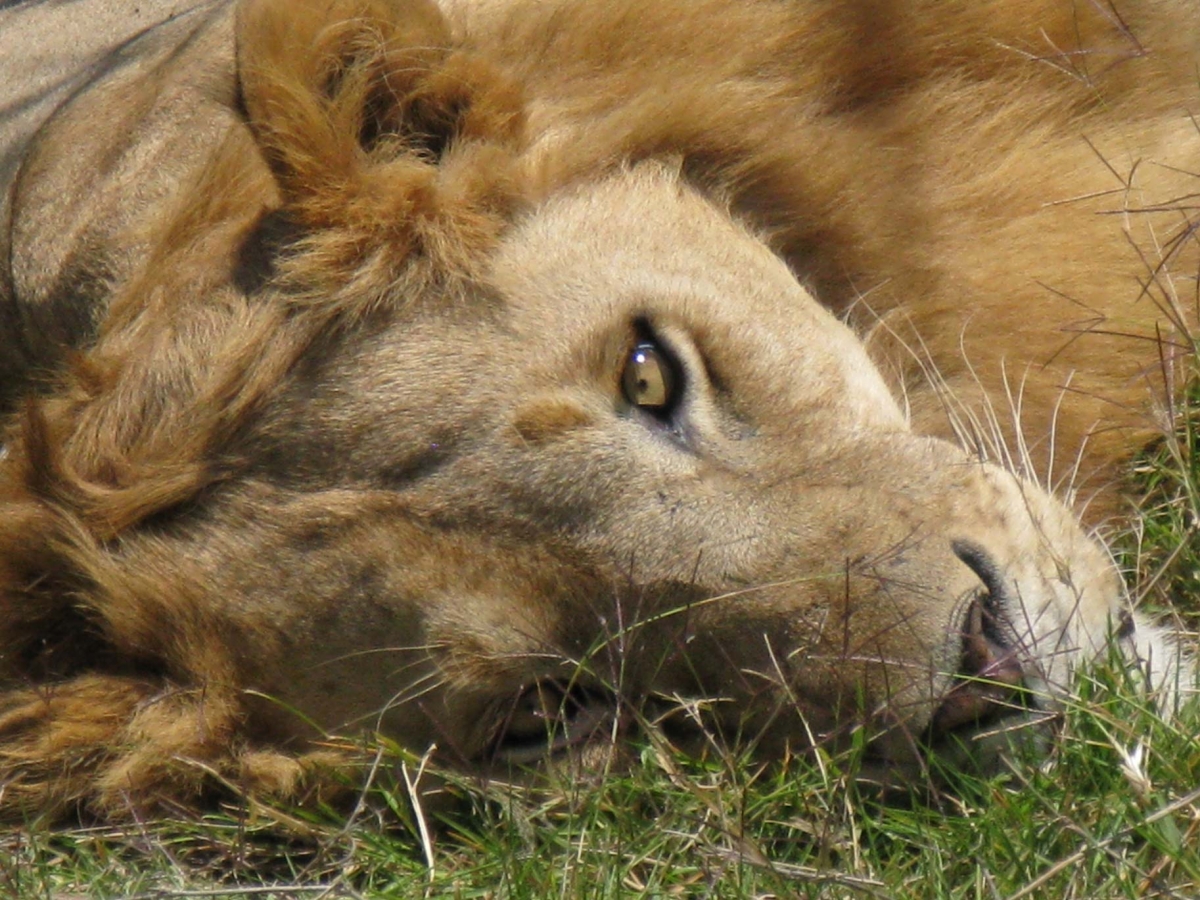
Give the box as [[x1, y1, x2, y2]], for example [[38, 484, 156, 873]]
[[0, 0, 1196, 822]]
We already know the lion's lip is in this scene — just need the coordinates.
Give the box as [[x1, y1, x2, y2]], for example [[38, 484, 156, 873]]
[[485, 680, 618, 765]]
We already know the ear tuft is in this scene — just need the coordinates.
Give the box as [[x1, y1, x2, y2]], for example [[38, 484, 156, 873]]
[[236, 0, 527, 273]]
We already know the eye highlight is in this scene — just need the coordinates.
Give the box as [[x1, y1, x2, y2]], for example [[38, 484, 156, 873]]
[[622, 340, 679, 413]]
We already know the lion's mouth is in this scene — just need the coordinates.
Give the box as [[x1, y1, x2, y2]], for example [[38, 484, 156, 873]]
[[485, 680, 619, 765], [481, 547, 1045, 773]]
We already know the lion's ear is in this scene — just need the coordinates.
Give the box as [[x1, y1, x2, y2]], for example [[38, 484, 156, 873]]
[[235, 0, 526, 263]]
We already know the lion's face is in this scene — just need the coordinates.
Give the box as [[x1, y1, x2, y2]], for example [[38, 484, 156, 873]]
[[5, 0, 1191, 819], [174, 165, 1124, 773]]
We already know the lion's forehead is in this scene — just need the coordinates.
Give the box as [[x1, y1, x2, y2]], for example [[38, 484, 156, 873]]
[[480, 166, 908, 430]]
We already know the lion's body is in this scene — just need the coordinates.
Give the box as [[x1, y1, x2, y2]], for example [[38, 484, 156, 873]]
[[0, 0, 1196, 820]]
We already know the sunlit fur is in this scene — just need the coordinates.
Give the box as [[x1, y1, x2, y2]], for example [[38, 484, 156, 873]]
[[0, 0, 1195, 822]]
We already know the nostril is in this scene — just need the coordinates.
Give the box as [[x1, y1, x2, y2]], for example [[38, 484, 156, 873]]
[[951, 540, 1018, 648], [951, 541, 1007, 608]]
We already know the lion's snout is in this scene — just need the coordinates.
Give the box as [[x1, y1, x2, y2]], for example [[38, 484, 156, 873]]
[[650, 455, 1136, 772]]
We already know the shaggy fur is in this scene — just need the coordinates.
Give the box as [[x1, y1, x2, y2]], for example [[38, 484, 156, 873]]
[[0, 0, 1196, 822]]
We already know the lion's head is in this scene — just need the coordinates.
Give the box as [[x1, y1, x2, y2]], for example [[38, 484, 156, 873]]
[[0, 0, 1191, 820]]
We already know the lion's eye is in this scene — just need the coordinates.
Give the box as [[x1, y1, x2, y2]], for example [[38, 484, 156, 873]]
[[622, 341, 679, 413]]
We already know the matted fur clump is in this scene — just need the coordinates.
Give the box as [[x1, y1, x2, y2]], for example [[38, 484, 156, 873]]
[[0, 0, 1196, 822]]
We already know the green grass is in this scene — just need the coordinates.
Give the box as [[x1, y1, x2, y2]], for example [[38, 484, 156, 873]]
[[4, 680, 1199, 899], [1122, 377, 1200, 630], [4, 382, 1199, 900]]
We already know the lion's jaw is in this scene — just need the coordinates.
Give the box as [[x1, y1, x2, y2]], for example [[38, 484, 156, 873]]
[[219, 164, 1138, 775]]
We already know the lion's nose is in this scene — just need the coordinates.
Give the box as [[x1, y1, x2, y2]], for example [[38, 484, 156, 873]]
[[930, 543, 1027, 734]]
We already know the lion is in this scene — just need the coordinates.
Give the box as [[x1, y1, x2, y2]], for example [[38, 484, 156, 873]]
[[0, 0, 1196, 822]]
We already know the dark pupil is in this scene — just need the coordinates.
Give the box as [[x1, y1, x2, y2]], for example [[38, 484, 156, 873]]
[[626, 343, 672, 410]]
